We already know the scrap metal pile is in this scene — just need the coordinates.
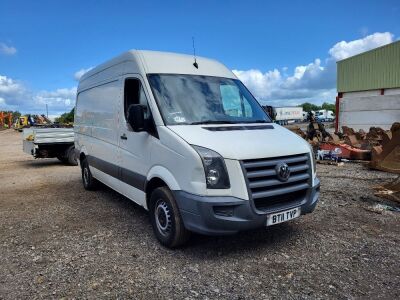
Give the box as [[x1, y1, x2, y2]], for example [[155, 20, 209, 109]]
[[369, 123, 400, 174], [373, 176, 400, 204], [289, 120, 400, 174]]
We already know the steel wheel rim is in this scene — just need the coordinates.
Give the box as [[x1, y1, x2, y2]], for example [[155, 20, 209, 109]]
[[155, 199, 172, 237]]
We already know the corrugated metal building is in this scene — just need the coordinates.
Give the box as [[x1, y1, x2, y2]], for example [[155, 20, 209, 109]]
[[336, 40, 400, 131]]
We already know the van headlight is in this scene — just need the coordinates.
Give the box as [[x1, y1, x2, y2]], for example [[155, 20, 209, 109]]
[[192, 145, 230, 189]]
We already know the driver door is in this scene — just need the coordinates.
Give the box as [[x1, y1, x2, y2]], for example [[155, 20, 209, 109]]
[[118, 76, 154, 207]]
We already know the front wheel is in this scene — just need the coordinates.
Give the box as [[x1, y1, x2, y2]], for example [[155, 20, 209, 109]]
[[149, 187, 190, 248]]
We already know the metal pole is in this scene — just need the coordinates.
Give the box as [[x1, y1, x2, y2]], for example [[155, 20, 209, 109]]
[[46, 104, 48, 118]]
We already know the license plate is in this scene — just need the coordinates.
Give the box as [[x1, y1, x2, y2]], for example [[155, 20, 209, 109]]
[[266, 207, 301, 226]]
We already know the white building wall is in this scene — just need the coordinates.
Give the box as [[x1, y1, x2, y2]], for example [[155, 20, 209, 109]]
[[339, 88, 400, 131], [384, 88, 400, 95]]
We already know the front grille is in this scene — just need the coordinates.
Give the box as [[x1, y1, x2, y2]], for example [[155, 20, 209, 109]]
[[241, 153, 311, 211]]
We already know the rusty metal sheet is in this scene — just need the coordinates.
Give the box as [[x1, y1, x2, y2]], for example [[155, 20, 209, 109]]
[[373, 176, 400, 204], [369, 123, 400, 174]]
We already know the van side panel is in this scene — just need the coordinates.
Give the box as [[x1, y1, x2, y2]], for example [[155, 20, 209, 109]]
[[78, 62, 131, 91], [76, 79, 121, 191], [89, 80, 120, 146], [75, 92, 93, 137]]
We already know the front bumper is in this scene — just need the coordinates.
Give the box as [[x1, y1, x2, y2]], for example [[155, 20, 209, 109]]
[[173, 178, 320, 235]]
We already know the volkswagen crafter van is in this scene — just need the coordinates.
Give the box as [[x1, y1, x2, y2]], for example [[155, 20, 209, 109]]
[[74, 50, 320, 248]]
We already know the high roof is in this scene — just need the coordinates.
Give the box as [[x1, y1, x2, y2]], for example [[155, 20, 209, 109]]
[[80, 50, 236, 83]]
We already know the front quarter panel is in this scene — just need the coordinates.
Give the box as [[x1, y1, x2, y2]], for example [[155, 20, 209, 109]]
[[151, 126, 206, 195]]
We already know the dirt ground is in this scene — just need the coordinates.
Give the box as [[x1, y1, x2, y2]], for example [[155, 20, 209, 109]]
[[0, 129, 399, 299], [285, 121, 335, 134]]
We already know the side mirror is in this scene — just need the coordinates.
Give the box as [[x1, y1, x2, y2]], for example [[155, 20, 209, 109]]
[[127, 104, 146, 132]]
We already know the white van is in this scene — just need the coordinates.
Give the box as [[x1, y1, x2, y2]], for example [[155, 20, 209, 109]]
[[74, 50, 320, 247], [316, 109, 335, 122]]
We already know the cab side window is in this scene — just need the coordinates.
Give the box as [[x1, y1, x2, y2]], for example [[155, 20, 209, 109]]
[[124, 78, 157, 136], [139, 85, 150, 119], [124, 78, 150, 120]]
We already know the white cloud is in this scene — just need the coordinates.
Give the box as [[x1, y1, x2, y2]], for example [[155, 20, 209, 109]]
[[233, 69, 281, 100], [234, 32, 395, 106], [233, 58, 335, 105], [0, 75, 24, 94], [0, 75, 29, 110], [74, 67, 93, 81], [0, 43, 17, 55], [328, 32, 393, 61], [0, 74, 76, 115], [34, 87, 76, 109]]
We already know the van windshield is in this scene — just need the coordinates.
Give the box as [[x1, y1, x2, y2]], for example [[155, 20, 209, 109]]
[[147, 74, 271, 125]]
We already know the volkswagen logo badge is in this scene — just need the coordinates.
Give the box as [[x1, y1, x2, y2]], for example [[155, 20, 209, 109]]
[[276, 162, 290, 182]]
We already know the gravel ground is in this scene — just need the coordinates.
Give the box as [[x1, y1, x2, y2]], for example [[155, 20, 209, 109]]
[[0, 129, 399, 299]]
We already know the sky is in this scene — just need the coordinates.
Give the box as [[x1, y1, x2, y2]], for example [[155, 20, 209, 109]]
[[0, 0, 399, 117]]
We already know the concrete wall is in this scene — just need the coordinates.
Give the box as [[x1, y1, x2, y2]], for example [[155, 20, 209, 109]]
[[338, 88, 400, 131]]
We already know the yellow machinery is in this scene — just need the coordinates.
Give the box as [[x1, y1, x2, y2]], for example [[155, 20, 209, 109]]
[[13, 114, 53, 131], [14, 116, 30, 131]]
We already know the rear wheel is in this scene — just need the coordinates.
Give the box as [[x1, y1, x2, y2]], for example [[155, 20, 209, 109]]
[[149, 187, 190, 248], [81, 157, 98, 190], [57, 146, 78, 166], [57, 155, 68, 164], [66, 146, 78, 166]]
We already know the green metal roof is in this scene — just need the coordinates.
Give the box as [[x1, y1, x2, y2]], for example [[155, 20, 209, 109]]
[[337, 40, 400, 92]]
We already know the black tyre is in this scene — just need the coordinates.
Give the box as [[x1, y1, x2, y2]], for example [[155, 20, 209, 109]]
[[81, 157, 98, 190], [149, 187, 190, 248], [57, 155, 68, 163], [66, 146, 78, 166]]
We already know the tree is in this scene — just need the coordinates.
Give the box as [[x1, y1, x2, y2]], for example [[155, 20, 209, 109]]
[[11, 111, 21, 122], [321, 102, 336, 113], [298, 102, 336, 113], [55, 108, 75, 124], [298, 102, 320, 112]]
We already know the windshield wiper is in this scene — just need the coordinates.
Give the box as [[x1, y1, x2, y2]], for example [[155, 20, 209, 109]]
[[190, 120, 237, 125]]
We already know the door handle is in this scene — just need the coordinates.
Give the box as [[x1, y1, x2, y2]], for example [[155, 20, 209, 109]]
[[120, 134, 127, 140]]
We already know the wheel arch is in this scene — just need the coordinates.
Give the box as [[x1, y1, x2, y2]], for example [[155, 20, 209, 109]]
[[78, 146, 89, 167], [145, 166, 180, 210]]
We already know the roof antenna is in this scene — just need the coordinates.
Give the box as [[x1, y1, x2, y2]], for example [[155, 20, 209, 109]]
[[192, 37, 199, 69]]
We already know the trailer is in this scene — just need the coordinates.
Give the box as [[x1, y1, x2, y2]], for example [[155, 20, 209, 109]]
[[274, 106, 303, 125], [22, 127, 77, 165]]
